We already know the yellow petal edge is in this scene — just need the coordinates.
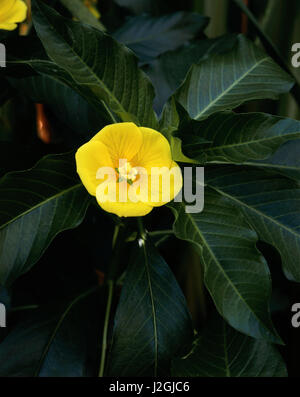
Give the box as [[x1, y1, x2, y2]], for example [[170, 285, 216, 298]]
[[76, 122, 183, 218], [0, 0, 28, 31]]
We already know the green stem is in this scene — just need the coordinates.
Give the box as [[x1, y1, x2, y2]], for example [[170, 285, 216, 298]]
[[98, 224, 125, 377], [98, 279, 114, 377], [148, 229, 173, 237], [107, 224, 125, 280], [112, 224, 120, 248], [155, 234, 172, 247], [137, 217, 146, 241], [10, 305, 39, 312]]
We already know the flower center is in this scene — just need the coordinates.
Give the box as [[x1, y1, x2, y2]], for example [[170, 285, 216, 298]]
[[117, 161, 138, 184]]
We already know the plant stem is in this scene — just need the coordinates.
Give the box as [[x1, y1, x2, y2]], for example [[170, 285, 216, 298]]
[[98, 224, 125, 377], [155, 234, 172, 247], [148, 229, 173, 237], [98, 279, 114, 377], [10, 304, 39, 312], [137, 217, 146, 241]]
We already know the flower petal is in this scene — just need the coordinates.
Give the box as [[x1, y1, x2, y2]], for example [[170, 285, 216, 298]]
[[131, 127, 173, 171], [98, 201, 153, 217], [91, 122, 143, 166], [0, 21, 16, 29], [148, 161, 183, 207], [75, 140, 114, 196], [0, 0, 27, 30], [75, 122, 182, 217], [96, 180, 153, 217], [0, 0, 16, 15]]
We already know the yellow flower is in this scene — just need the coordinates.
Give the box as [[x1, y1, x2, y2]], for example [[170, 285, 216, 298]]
[[76, 122, 183, 217], [0, 0, 27, 31]]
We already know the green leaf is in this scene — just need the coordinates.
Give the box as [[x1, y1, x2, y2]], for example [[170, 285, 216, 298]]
[[59, 0, 106, 31], [114, 0, 152, 14], [0, 152, 90, 287], [32, 0, 158, 128], [0, 142, 46, 178], [245, 139, 300, 182], [4, 35, 105, 120], [232, 0, 300, 107], [106, 238, 193, 376], [10, 74, 109, 144], [168, 189, 281, 343], [0, 287, 102, 376], [159, 98, 198, 163], [177, 111, 300, 164], [8, 55, 111, 126], [206, 166, 300, 282], [113, 12, 209, 63], [172, 313, 287, 377], [146, 34, 238, 114], [174, 34, 294, 120]]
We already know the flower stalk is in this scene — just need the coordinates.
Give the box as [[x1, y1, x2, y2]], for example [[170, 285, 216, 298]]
[[98, 223, 126, 377]]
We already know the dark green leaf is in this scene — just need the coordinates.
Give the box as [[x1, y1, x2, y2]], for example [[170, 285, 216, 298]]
[[232, 0, 300, 107], [113, 12, 209, 63], [10, 74, 109, 144], [32, 0, 158, 128], [147, 34, 238, 114], [0, 142, 46, 178], [172, 313, 287, 377], [107, 238, 193, 376], [175, 34, 294, 120], [177, 111, 300, 164], [4, 35, 100, 117], [0, 288, 102, 376], [245, 139, 300, 182], [0, 152, 90, 287], [9, 56, 110, 126], [168, 189, 281, 343], [207, 166, 300, 282], [60, 0, 106, 31], [114, 0, 152, 14], [159, 98, 198, 163]]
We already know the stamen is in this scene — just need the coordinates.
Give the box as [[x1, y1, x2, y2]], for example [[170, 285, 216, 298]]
[[117, 161, 138, 184]]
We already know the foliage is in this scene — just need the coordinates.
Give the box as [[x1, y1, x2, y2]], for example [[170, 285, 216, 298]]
[[0, 0, 299, 377]]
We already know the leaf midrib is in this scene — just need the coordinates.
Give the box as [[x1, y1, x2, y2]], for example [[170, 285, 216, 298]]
[[223, 321, 231, 377], [35, 4, 129, 119], [143, 242, 158, 376], [120, 30, 173, 46], [210, 185, 300, 239], [0, 183, 82, 231], [175, 204, 275, 339], [203, 132, 300, 154], [192, 56, 268, 120], [243, 161, 300, 171]]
